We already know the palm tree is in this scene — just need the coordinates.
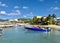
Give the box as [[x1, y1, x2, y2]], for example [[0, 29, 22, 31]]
[[47, 14, 52, 20], [45, 14, 53, 24], [37, 18, 41, 24], [52, 14, 56, 24], [52, 14, 56, 19], [33, 16, 37, 24], [40, 17, 45, 25], [41, 17, 44, 22]]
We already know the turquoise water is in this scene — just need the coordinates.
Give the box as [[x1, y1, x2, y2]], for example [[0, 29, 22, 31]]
[[0, 26, 60, 43]]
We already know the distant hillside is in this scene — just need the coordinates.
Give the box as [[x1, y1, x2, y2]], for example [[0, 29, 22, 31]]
[[0, 19, 8, 22], [18, 18, 31, 21]]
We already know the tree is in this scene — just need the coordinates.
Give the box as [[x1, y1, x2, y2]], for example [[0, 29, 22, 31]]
[[45, 14, 53, 24], [52, 14, 56, 19], [37, 18, 41, 24], [32, 16, 41, 24], [32, 16, 37, 24], [41, 17, 44, 22], [51, 14, 56, 24], [40, 17, 45, 25], [47, 14, 52, 20]]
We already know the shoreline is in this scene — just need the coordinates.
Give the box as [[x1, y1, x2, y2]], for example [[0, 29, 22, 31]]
[[0, 23, 60, 29], [41, 25, 60, 29], [24, 24, 60, 29], [0, 24, 14, 27], [32, 25, 60, 29]]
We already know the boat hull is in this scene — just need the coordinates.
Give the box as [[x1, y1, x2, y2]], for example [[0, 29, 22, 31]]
[[25, 27, 50, 32]]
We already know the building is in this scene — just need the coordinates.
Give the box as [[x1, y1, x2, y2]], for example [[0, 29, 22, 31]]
[[55, 18, 60, 23], [9, 19, 24, 24], [36, 16, 42, 18], [42, 16, 46, 19], [36, 16, 47, 19], [9, 19, 18, 21]]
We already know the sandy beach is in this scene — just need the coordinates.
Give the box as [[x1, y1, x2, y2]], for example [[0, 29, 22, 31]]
[[0, 23, 60, 29], [28, 25, 60, 29], [0, 24, 14, 27], [42, 25, 60, 29]]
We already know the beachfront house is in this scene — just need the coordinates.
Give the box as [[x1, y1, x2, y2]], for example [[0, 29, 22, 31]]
[[36, 16, 47, 24], [8, 19, 18, 24], [36, 16, 42, 18], [9, 19, 24, 24], [55, 18, 60, 25], [36, 16, 47, 19], [57, 18, 60, 22]]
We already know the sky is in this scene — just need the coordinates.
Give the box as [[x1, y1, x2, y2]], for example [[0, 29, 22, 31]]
[[0, 0, 60, 19]]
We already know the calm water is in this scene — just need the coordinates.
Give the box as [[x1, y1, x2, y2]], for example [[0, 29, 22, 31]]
[[0, 26, 60, 43]]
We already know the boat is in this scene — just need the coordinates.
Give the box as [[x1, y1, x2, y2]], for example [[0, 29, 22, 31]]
[[25, 27, 51, 32]]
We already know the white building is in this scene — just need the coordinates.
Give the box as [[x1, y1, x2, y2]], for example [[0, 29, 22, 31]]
[[9, 19, 18, 21], [36, 16, 47, 19], [36, 16, 42, 18]]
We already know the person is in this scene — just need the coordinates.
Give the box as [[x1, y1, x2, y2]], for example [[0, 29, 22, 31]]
[[33, 25, 41, 28], [45, 27, 50, 30], [37, 25, 41, 28]]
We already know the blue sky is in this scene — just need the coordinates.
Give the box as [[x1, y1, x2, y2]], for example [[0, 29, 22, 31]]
[[0, 0, 60, 19]]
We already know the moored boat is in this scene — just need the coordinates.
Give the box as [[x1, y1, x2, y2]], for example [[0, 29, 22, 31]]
[[25, 27, 51, 32]]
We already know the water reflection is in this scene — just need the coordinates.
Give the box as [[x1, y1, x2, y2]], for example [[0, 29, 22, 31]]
[[24, 29, 60, 43], [0, 31, 3, 36], [0, 36, 2, 43], [1, 26, 60, 43]]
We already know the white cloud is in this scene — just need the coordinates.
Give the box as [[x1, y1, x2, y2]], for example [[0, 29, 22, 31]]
[[23, 6, 28, 9], [50, 7, 60, 11], [0, 2, 8, 7], [14, 6, 19, 8], [15, 10, 21, 14], [54, 7, 60, 10], [8, 10, 21, 15], [0, 11, 7, 14], [27, 12, 33, 16], [39, 0, 44, 2], [0, 2, 2, 4], [23, 12, 33, 18], [23, 15, 27, 18], [55, 1, 58, 3], [2, 4, 6, 6]]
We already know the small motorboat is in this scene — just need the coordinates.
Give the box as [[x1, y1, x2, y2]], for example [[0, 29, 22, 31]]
[[25, 27, 51, 32]]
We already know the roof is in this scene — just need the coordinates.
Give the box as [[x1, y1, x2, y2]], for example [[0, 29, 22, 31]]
[[36, 16, 42, 18]]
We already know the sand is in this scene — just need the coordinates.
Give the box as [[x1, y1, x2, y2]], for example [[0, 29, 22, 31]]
[[42, 25, 60, 29]]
